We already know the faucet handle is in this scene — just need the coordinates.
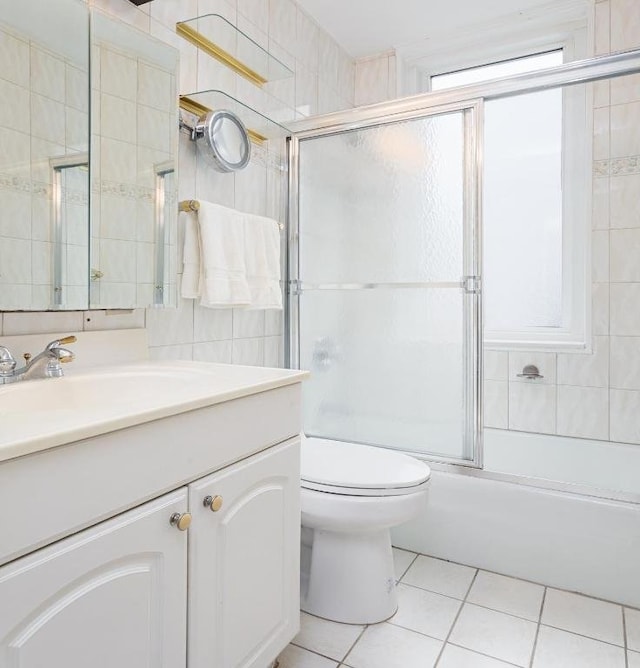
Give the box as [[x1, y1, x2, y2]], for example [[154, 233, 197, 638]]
[[45, 335, 77, 351], [0, 346, 17, 375]]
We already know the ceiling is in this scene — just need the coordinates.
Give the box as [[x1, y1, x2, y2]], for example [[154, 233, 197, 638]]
[[295, 0, 576, 58]]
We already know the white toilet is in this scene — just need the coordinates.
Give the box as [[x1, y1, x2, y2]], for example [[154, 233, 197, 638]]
[[300, 436, 431, 624]]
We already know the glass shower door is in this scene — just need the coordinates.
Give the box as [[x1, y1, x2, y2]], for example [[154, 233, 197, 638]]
[[290, 103, 481, 465]]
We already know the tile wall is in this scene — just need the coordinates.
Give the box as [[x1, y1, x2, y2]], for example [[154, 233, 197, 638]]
[[0, 0, 356, 367]]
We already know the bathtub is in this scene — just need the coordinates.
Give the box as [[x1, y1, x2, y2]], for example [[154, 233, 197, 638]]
[[391, 428, 640, 608]]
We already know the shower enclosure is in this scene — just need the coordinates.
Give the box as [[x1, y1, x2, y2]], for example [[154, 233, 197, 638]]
[[287, 49, 640, 502], [288, 102, 482, 466]]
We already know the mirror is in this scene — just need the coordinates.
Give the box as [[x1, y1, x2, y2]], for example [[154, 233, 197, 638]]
[[193, 110, 251, 173], [0, 0, 89, 310], [0, 0, 178, 311], [90, 12, 179, 309]]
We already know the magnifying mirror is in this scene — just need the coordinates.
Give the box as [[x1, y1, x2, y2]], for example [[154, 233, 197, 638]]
[[193, 110, 251, 173]]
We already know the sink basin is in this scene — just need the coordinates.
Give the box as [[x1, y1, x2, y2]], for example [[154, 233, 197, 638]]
[[0, 361, 308, 462]]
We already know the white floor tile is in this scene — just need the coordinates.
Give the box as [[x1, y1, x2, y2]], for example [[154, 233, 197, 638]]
[[541, 588, 624, 646], [438, 644, 517, 667], [532, 626, 625, 668], [467, 571, 544, 621], [343, 623, 442, 668], [449, 603, 537, 667], [389, 583, 461, 640], [392, 547, 417, 580], [629, 650, 640, 668], [278, 644, 338, 668], [402, 555, 477, 599], [293, 612, 364, 662], [626, 607, 640, 651]]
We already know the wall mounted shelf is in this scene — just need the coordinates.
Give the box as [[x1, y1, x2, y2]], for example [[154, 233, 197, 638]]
[[176, 14, 293, 87], [179, 89, 291, 145]]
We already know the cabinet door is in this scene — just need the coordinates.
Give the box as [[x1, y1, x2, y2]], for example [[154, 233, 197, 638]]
[[188, 439, 300, 668], [0, 489, 188, 668]]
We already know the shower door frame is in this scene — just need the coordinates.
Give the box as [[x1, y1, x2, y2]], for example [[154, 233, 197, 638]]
[[286, 99, 484, 468]]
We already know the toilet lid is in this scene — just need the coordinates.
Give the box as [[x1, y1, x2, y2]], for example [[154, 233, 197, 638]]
[[301, 437, 431, 494]]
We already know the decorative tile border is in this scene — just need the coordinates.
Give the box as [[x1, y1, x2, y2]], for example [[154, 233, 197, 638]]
[[594, 155, 640, 177]]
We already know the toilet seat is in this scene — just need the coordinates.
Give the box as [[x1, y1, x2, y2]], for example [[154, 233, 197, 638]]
[[301, 437, 431, 497]]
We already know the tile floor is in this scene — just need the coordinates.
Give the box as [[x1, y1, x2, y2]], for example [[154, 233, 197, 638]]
[[278, 548, 640, 668]]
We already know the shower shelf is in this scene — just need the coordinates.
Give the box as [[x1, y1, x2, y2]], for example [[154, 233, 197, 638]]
[[179, 89, 291, 145], [176, 14, 293, 87]]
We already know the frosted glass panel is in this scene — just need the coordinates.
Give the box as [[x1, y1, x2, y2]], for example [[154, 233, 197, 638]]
[[300, 288, 467, 460], [298, 112, 465, 284]]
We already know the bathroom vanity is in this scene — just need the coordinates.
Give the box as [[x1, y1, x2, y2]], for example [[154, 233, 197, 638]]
[[0, 360, 307, 668]]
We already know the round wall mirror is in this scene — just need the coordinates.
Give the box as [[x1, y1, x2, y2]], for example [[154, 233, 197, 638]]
[[195, 110, 251, 172]]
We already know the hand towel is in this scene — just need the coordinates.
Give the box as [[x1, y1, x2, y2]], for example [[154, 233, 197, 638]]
[[180, 213, 201, 299], [195, 201, 251, 308], [244, 213, 283, 310]]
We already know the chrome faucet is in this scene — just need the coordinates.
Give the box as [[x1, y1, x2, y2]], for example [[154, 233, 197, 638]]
[[0, 336, 76, 384]]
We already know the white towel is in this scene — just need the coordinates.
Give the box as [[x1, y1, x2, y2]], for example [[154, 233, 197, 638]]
[[180, 213, 201, 299], [181, 201, 251, 308], [244, 213, 283, 310]]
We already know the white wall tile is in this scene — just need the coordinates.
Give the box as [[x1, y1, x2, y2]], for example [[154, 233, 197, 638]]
[[83, 308, 145, 331], [148, 343, 193, 360], [232, 336, 264, 364], [0, 29, 30, 87], [557, 386, 609, 440], [610, 101, 640, 158], [0, 79, 30, 134], [610, 0, 640, 52], [355, 55, 389, 106], [592, 176, 610, 230], [263, 335, 282, 367], [611, 336, 640, 389], [484, 380, 508, 429], [232, 308, 265, 338], [100, 47, 138, 101], [610, 389, 640, 443], [509, 383, 556, 434], [611, 73, 640, 105], [611, 229, 640, 281], [295, 9, 318, 72], [193, 306, 232, 342], [593, 107, 610, 160], [610, 174, 640, 228], [269, 0, 296, 52], [557, 337, 609, 387], [484, 351, 508, 380], [193, 340, 233, 363], [595, 0, 611, 55], [238, 0, 268, 27], [31, 46, 66, 103], [592, 230, 609, 282], [610, 283, 640, 335], [592, 283, 610, 335]]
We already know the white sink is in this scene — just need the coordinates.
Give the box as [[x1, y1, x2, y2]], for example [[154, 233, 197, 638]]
[[0, 360, 308, 462]]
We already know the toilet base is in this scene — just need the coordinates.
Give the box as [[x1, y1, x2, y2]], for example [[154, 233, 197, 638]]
[[301, 527, 397, 624]]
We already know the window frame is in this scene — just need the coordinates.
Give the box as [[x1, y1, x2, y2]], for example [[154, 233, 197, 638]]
[[402, 9, 592, 351]]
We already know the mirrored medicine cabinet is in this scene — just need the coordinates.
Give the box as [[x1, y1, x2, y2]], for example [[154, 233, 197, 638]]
[[0, 0, 179, 311]]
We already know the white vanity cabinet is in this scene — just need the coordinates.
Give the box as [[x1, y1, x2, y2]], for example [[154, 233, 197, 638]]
[[0, 489, 189, 668], [0, 363, 308, 668], [188, 440, 300, 668]]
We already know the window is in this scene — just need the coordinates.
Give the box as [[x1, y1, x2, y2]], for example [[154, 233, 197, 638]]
[[425, 40, 590, 350]]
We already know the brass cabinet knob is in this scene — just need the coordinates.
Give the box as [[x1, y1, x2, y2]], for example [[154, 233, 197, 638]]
[[170, 512, 192, 531], [203, 495, 223, 512]]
